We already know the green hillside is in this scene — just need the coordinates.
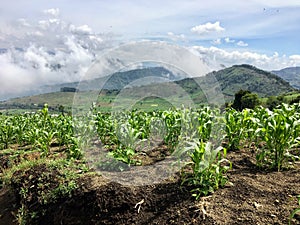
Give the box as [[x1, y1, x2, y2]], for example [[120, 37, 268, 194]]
[[272, 67, 300, 89], [0, 64, 295, 113], [206, 64, 294, 97], [42, 67, 181, 93], [174, 64, 294, 101]]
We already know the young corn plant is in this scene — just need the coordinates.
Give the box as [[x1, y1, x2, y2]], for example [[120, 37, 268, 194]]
[[224, 108, 244, 150], [0, 117, 16, 149], [181, 140, 231, 199], [240, 108, 259, 148], [255, 104, 300, 171], [35, 129, 57, 157], [162, 109, 181, 151], [12, 115, 28, 146], [55, 114, 74, 149], [113, 121, 141, 164], [197, 107, 214, 142]]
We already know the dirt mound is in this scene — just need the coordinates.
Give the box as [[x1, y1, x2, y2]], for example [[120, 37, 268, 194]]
[[0, 148, 300, 225], [38, 176, 209, 225], [0, 189, 17, 225]]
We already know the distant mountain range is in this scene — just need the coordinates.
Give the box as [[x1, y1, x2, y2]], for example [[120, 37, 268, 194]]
[[172, 64, 294, 101], [41, 66, 185, 93], [42, 64, 296, 97], [210, 64, 294, 97], [272, 67, 300, 89], [1, 64, 296, 112]]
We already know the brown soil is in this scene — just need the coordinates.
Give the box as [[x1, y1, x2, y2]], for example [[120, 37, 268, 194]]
[[1, 148, 300, 225]]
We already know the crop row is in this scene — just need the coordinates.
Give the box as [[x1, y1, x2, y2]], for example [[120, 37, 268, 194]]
[[1, 103, 300, 198]]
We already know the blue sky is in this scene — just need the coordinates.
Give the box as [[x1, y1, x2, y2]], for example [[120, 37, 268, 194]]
[[1, 0, 300, 57], [0, 0, 300, 99]]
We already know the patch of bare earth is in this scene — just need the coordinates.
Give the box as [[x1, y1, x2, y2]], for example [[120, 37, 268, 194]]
[[0, 147, 300, 224]]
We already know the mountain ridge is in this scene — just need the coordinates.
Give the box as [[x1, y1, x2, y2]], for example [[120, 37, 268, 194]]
[[41, 66, 185, 93], [272, 66, 300, 89], [0, 64, 296, 112]]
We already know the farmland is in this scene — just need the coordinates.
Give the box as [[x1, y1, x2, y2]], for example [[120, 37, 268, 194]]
[[0, 103, 300, 224]]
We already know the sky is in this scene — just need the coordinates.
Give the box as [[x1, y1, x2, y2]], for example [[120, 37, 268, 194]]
[[0, 0, 300, 99]]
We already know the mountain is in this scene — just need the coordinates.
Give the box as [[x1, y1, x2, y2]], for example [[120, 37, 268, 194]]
[[174, 64, 294, 101], [208, 64, 294, 97], [0, 64, 295, 112], [41, 66, 184, 93], [272, 67, 300, 89]]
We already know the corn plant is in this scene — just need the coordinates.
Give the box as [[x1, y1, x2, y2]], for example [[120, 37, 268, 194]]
[[108, 145, 137, 166], [240, 108, 259, 148], [55, 114, 74, 149], [255, 104, 300, 171], [95, 113, 117, 145], [197, 107, 214, 142], [181, 141, 231, 199], [0, 116, 15, 149], [35, 129, 57, 157], [224, 108, 244, 150], [162, 109, 181, 151], [115, 121, 142, 150], [12, 115, 29, 146]]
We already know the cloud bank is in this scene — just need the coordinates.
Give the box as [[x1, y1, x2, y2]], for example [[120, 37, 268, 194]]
[[191, 46, 300, 70], [0, 5, 299, 100], [0, 8, 115, 100]]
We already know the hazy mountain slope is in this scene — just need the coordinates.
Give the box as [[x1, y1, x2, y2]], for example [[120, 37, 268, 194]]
[[272, 67, 300, 89], [169, 64, 294, 103], [42, 67, 183, 93], [0, 64, 295, 112], [204, 64, 294, 97]]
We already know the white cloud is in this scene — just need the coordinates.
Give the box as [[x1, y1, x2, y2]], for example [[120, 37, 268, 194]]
[[224, 37, 235, 43], [167, 32, 185, 41], [0, 53, 36, 98], [289, 55, 300, 64], [69, 24, 92, 35], [38, 19, 61, 30], [191, 21, 225, 35], [89, 35, 103, 43], [211, 38, 221, 45], [17, 18, 30, 27], [38, 20, 49, 30], [49, 19, 60, 24], [26, 31, 44, 37], [43, 8, 60, 17], [0, 24, 114, 100], [237, 41, 248, 47], [64, 36, 93, 64], [191, 45, 298, 70], [24, 45, 49, 72]]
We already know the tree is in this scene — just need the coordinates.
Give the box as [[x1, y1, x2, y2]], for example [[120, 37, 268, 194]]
[[241, 93, 260, 110], [58, 105, 65, 115], [232, 89, 259, 111], [290, 95, 300, 104], [266, 96, 281, 110], [232, 89, 250, 111]]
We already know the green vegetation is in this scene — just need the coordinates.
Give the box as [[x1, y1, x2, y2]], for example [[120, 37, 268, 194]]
[[1, 98, 300, 224], [207, 64, 294, 99], [272, 66, 300, 89], [232, 89, 260, 111], [254, 104, 300, 171], [290, 195, 300, 225], [4, 158, 87, 225], [181, 141, 231, 199], [1, 64, 296, 114]]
